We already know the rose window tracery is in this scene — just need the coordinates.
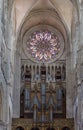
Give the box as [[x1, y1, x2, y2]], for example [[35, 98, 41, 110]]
[[23, 29, 64, 63]]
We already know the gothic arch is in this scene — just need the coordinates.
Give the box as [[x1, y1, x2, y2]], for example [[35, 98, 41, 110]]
[[12, 0, 79, 119], [12, 0, 79, 58], [15, 0, 73, 58]]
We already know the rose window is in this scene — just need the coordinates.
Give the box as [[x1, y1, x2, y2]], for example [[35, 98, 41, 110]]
[[24, 30, 64, 63]]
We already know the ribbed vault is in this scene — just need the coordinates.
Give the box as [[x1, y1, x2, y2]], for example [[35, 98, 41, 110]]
[[14, 0, 73, 33]]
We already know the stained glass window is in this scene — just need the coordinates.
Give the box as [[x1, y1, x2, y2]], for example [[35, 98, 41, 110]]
[[25, 30, 64, 63]]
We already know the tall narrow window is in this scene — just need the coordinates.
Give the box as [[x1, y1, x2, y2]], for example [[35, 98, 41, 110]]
[[20, 91, 24, 118], [41, 83, 46, 106], [24, 88, 30, 110], [56, 87, 66, 117]]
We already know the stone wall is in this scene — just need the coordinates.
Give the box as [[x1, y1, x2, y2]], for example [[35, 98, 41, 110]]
[[0, 0, 14, 130], [72, 1, 83, 130]]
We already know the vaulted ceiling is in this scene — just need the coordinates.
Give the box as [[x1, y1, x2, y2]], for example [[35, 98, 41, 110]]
[[13, 0, 78, 56], [14, 0, 74, 33]]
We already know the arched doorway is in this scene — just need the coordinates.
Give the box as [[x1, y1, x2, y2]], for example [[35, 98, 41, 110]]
[[62, 127, 70, 130], [16, 126, 24, 130]]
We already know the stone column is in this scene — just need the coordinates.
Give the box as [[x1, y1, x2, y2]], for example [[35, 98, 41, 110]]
[[79, 3, 83, 49], [66, 53, 73, 118], [13, 50, 21, 117], [0, 0, 3, 71], [77, 84, 81, 130], [79, 81, 83, 130]]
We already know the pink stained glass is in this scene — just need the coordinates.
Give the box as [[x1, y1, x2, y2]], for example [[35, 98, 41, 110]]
[[27, 30, 61, 62]]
